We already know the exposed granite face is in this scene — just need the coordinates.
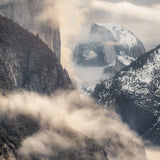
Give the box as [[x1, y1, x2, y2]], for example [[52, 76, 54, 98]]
[[0, 15, 72, 94], [0, 0, 61, 61]]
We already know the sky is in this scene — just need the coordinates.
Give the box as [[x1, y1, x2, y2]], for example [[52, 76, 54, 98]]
[[79, 0, 160, 50], [73, 0, 160, 50]]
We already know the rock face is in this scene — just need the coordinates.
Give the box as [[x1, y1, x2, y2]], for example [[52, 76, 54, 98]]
[[93, 45, 160, 145], [0, 0, 61, 61], [0, 15, 71, 94], [73, 23, 145, 92]]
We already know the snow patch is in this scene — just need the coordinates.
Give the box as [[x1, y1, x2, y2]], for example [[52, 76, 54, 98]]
[[103, 23, 138, 49], [120, 50, 160, 95]]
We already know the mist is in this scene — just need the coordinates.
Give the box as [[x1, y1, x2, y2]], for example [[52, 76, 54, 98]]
[[0, 90, 146, 160], [37, 0, 160, 78], [146, 146, 160, 160]]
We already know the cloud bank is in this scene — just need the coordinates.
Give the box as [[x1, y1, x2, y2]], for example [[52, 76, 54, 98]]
[[0, 90, 146, 160]]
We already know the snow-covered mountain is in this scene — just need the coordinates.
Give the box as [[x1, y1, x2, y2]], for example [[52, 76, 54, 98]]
[[73, 23, 145, 92], [93, 45, 160, 145]]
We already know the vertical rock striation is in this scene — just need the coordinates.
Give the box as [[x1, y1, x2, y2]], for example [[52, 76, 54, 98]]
[[0, 0, 61, 61]]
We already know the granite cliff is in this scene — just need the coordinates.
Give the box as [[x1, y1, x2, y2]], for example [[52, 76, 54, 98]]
[[0, 0, 61, 61], [0, 15, 71, 94]]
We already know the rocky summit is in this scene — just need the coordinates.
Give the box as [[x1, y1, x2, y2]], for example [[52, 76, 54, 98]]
[[73, 23, 145, 92]]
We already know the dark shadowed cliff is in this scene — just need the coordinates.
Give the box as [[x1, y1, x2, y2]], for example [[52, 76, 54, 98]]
[[0, 15, 72, 94]]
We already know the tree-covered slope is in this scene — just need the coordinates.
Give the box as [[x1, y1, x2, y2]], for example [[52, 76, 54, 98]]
[[0, 15, 72, 94], [93, 45, 160, 145]]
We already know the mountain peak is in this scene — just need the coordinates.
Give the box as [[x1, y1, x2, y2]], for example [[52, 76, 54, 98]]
[[90, 23, 116, 42], [90, 23, 106, 33], [73, 22, 146, 92], [91, 23, 142, 49], [90, 23, 99, 29], [105, 23, 139, 48]]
